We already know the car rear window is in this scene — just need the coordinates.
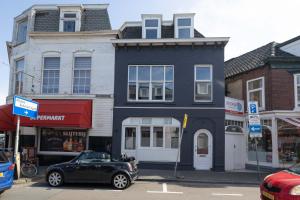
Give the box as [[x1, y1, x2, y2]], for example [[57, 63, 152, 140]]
[[0, 152, 9, 163]]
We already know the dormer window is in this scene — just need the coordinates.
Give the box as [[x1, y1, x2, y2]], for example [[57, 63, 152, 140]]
[[63, 13, 76, 32], [174, 14, 195, 39], [59, 8, 81, 32], [16, 19, 28, 44], [142, 15, 162, 39]]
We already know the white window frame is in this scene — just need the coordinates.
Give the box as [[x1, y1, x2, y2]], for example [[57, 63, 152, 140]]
[[174, 14, 195, 39], [194, 65, 213, 102], [16, 18, 28, 44], [127, 65, 174, 102], [14, 57, 25, 95], [72, 56, 92, 94], [142, 16, 161, 39], [294, 74, 300, 109], [41, 56, 61, 94], [246, 76, 265, 110], [59, 10, 81, 32], [124, 126, 137, 150]]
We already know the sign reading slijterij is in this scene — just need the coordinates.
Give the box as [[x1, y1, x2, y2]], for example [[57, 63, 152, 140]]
[[13, 96, 38, 119]]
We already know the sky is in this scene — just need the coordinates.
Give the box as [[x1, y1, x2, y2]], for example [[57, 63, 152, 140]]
[[0, 0, 300, 104]]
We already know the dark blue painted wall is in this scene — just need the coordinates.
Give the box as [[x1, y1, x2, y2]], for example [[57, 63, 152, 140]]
[[113, 45, 225, 171]]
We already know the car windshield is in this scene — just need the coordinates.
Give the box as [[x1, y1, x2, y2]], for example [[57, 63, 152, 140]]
[[77, 152, 111, 163], [288, 163, 300, 174], [0, 152, 9, 163]]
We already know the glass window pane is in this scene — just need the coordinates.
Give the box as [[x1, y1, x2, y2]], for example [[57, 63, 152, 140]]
[[74, 57, 91, 69], [297, 75, 300, 85], [249, 90, 262, 107], [138, 66, 150, 81], [125, 127, 136, 150], [152, 83, 163, 100], [297, 86, 300, 104], [138, 83, 149, 100], [140, 127, 150, 147], [195, 82, 212, 101], [165, 82, 173, 101], [128, 82, 136, 100], [145, 19, 158, 27], [146, 29, 158, 39], [129, 66, 137, 81], [178, 18, 191, 26], [63, 20, 75, 32], [165, 127, 179, 148], [178, 28, 190, 39], [248, 79, 262, 90], [165, 66, 173, 81], [44, 57, 60, 69], [64, 13, 76, 18], [197, 133, 208, 154], [151, 66, 164, 81], [153, 127, 163, 147], [17, 20, 27, 43], [196, 67, 211, 80]]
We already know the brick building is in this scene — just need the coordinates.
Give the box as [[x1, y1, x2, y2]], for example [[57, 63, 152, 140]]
[[225, 36, 300, 170]]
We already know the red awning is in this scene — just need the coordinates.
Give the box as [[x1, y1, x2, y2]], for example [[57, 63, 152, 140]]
[[0, 104, 15, 131], [20, 99, 92, 129]]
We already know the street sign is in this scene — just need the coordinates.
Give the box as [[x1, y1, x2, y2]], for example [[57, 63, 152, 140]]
[[249, 125, 262, 138], [248, 115, 260, 125], [13, 96, 38, 119], [183, 114, 188, 128], [248, 101, 259, 114]]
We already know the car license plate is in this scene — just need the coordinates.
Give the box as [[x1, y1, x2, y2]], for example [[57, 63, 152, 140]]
[[0, 172, 3, 177], [262, 191, 274, 200]]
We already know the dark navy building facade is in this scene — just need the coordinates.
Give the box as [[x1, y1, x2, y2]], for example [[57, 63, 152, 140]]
[[112, 14, 229, 171]]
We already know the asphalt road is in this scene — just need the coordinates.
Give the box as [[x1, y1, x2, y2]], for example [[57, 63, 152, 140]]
[[1, 181, 260, 200]]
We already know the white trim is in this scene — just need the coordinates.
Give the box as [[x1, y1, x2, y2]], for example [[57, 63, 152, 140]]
[[194, 65, 213, 102], [294, 74, 300, 109], [41, 55, 61, 95], [193, 129, 213, 170], [174, 16, 194, 39], [127, 65, 174, 102], [120, 20, 173, 31], [112, 37, 230, 45], [29, 30, 119, 37], [59, 9, 81, 32], [142, 15, 162, 39], [115, 106, 224, 109], [246, 76, 265, 111]]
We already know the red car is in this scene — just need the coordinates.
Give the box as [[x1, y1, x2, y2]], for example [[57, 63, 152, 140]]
[[261, 163, 300, 200]]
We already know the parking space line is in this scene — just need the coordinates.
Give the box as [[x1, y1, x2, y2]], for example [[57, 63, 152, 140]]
[[211, 193, 243, 197], [147, 183, 183, 194]]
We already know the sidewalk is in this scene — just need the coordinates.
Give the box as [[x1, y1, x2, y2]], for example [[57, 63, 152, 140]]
[[14, 166, 270, 185], [138, 169, 270, 185]]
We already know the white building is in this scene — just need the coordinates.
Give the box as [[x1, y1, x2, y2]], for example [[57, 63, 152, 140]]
[[3, 4, 117, 163]]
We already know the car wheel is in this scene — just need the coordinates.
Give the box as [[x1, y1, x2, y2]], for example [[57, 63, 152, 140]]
[[112, 173, 130, 189], [0, 190, 4, 195], [47, 171, 63, 187]]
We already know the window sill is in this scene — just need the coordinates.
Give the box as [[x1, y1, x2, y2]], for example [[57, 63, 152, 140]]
[[126, 101, 176, 105], [192, 101, 214, 105]]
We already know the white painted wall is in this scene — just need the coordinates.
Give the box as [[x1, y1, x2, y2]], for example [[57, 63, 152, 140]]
[[8, 33, 116, 138], [280, 39, 300, 57]]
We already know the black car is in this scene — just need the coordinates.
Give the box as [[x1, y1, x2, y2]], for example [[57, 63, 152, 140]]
[[46, 151, 138, 189]]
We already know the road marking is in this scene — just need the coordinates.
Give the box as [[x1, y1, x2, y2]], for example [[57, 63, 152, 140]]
[[94, 189, 122, 192], [211, 193, 243, 197], [147, 183, 183, 194]]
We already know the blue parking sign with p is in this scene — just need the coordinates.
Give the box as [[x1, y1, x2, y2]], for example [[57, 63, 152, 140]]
[[248, 101, 259, 114]]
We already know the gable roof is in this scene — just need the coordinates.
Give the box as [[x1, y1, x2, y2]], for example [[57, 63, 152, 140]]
[[225, 42, 296, 78]]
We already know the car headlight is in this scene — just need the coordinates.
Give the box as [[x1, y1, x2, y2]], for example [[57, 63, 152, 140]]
[[263, 174, 273, 181], [290, 185, 300, 195]]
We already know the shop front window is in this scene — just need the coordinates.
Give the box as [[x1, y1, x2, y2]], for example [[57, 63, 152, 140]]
[[40, 129, 87, 153], [248, 120, 272, 163], [278, 119, 300, 167]]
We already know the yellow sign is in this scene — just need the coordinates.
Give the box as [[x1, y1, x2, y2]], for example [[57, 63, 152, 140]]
[[183, 114, 188, 128]]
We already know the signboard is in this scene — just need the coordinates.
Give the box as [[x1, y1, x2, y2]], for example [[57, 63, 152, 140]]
[[13, 96, 38, 119], [248, 101, 259, 114], [183, 114, 188, 128], [225, 97, 244, 115], [248, 115, 260, 125], [247, 101, 261, 138]]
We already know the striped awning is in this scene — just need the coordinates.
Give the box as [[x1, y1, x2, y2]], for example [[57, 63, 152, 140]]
[[277, 117, 300, 127]]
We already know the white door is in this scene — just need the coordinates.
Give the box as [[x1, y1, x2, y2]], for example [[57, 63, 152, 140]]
[[193, 129, 213, 170], [225, 133, 246, 170]]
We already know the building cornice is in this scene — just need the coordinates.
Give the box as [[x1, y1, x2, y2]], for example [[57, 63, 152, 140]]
[[111, 37, 229, 47], [29, 30, 119, 38]]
